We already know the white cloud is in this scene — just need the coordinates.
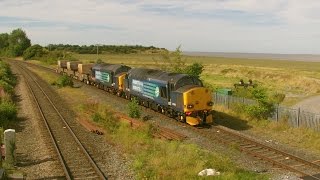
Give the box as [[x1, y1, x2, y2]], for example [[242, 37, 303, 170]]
[[1, 0, 320, 53]]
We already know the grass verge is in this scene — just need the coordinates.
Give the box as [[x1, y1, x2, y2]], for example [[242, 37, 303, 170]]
[[214, 105, 320, 156]]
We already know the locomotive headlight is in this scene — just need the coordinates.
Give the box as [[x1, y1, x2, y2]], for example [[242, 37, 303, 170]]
[[187, 104, 194, 109], [207, 101, 213, 106]]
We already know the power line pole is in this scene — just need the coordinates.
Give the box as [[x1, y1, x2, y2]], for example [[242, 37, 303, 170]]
[[96, 44, 100, 59]]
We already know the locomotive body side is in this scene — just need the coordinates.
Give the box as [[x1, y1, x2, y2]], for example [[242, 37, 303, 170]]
[[125, 68, 213, 125], [91, 63, 131, 95], [125, 68, 169, 110]]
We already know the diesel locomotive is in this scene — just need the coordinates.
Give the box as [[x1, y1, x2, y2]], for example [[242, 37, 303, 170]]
[[57, 61, 213, 126]]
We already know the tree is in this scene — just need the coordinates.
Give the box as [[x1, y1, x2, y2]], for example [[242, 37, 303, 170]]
[[8, 28, 31, 56], [185, 62, 204, 78], [159, 45, 204, 77], [0, 33, 9, 49], [23, 44, 44, 60]]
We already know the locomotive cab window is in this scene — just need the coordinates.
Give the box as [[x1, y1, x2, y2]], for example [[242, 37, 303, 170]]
[[170, 84, 174, 91], [160, 86, 167, 98], [175, 77, 203, 89]]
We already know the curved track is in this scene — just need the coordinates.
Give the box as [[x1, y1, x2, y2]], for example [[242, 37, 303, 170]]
[[20, 60, 320, 179], [15, 61, 106, 179]]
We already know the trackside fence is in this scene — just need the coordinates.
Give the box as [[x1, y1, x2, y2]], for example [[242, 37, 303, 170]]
[[213, 93, 320, 132]]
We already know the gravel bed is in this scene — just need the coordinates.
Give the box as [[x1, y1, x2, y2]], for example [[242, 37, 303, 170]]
[[10, 64, 65, 179], [25, 64, 134, 179]]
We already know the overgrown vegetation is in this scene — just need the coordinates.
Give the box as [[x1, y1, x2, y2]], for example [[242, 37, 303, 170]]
[[53, 75, 74, 88], [0, 59, 17, 128], [91, 111, 120, 134], [127, 97, 141, 118], [232, 86, 278, 120]]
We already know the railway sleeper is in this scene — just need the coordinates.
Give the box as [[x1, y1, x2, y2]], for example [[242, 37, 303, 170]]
[[240, 144, 256, 148], [244, 147, 264, 151], [268, 154, 285, 159]]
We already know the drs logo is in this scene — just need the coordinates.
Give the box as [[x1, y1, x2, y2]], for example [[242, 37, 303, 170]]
[[96, 71, 110, 83]]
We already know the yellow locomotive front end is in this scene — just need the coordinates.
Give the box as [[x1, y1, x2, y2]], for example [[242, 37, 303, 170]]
[[183, 87, 213, 126]]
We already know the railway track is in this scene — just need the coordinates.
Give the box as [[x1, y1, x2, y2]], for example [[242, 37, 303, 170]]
[[15, 62, 107, 179], [200, 125, 320, 179], [23, 60, 186, 141], [20, 60, 320, 179]]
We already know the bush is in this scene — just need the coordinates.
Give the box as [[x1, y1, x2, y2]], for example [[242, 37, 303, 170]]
[[184, 62, 204, 78], [232, 86, 275, 120], [56, 75, 73, 88], [0, 101, 17, 121], [23, 44, 44, 60], [103, 110, 120, 133], [244, 88, 275, 119], [91, 110, 120, 133], [128, 97, 141, 118]]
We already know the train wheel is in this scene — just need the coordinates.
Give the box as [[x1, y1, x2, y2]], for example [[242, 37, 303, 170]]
[[180, 115, 186, 122]]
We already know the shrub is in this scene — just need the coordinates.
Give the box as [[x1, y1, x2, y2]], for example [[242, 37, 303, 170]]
[[184, 62, 204, 78], [103, 110, 120, 133], [244, 88, 275, 119], [232, 86, 275, 120], [128, 97, 141, 118], [56, 75, 73, 88], [0, 101, 17, 121], [91, 110, 120, 133], [23, 44, 44, 60], [92, 112, 103, 122]]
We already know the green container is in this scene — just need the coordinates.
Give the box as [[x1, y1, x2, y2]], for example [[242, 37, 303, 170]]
[[216, 88, 232, 95]]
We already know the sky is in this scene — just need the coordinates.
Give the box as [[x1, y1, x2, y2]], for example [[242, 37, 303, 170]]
[[1, 0, 320, 54]]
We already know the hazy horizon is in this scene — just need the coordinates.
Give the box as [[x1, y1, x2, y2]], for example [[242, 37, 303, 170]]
[[183, 51, 320, 62], [2, 1, 320, 54]]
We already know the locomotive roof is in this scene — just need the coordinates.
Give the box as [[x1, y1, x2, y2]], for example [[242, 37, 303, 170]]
[[174, 85, 202, 93], [128, 68, 192, 84], [103, 64, 131, 72], [92, 63, 111, 70]]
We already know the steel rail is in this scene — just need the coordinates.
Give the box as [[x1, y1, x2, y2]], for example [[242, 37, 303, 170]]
[[21, 61, 72, 180], [16, 62, 107, 179], [213, 126, 320, 179]]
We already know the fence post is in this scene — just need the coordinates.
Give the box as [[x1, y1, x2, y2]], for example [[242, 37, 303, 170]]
[[227, 95, 230, 109], [297, 108, 300, 127], [215, 92, 217, 105], [276, 105, 279, 122]]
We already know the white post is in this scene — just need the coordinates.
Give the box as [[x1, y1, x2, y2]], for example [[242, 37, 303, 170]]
[[4, 129, 16, 166]]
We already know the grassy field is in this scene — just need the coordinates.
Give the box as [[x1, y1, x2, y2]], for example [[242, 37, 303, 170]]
[[73, 53, 320, 106]]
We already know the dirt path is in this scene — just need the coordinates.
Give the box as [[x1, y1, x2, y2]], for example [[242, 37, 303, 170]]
[[293, 95, 320, 114]]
